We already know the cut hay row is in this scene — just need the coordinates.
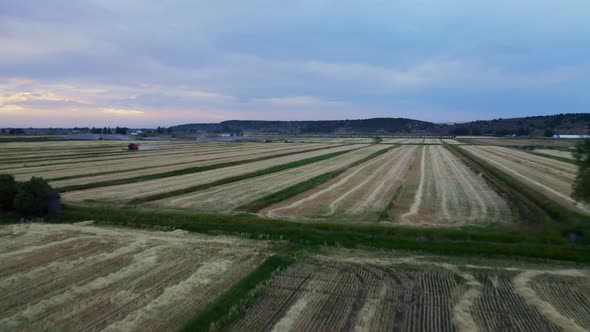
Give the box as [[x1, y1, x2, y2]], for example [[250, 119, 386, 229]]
[[390, 146, 511, 225], [461, 145, 589, 215], [0, 223, 270, 332], [7, 144, 328, 183], [261, 146, 417, 221], [61, 144, 363, 204], [231, 249, 590, 332], [150, 145, 387, 211]]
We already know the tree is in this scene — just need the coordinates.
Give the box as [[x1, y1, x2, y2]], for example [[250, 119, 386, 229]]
[[572, 139, 590, 203], [543, 129, 555, 137], [14, 177, 60, 217], [0, 174, 18, 212], [372, 137, 383, 144]]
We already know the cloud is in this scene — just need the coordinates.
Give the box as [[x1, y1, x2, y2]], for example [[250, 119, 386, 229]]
[[101, 108, 145, 116], [0, 105, 23, 113], [0, 91, 90, 106]]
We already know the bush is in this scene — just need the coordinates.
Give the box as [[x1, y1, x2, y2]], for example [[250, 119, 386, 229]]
[[0, 174, 18, 212], [573, 138, 590, 203], [14, 177, 61, 217]]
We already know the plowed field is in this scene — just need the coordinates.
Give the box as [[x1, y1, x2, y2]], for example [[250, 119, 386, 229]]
[[231, 249, 590, 332]]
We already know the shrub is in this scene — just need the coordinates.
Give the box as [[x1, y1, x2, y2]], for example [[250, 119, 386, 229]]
[[14, 177, 61, 217], [573, 139, 590, 203], [0, 174, 18, 212]]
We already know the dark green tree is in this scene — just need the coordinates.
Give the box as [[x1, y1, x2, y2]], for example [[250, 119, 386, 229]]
[[573, 139, 590, 203], [14, 177, 60, 217], [0, 174, 18, 212]]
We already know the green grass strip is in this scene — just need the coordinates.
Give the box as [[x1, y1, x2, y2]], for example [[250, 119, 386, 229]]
[[129, 148, 359, 204], [179, 255, 293, 332], [59, 145, 347, 192], [239, 145, 397, 212], [37, 205, 590, 262]]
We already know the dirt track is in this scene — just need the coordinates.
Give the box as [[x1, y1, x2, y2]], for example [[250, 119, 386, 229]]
[[0, 223, 269, 332]]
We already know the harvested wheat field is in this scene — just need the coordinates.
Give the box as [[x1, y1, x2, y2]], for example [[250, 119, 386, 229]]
[[461, 146, 589, 215], [150, 145, 386, 211], [61, 144, 362, 204], [0, 142, 287, 172], [231, 249, 590, 332], [390, 146, 510, 225], [0, 223, 269, 332], [262, 146, 417, 221], [457, 137, 579, 148], [47, 144, 331, 188]]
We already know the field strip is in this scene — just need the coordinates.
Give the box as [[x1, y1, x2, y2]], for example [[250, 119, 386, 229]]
[[61, 144, 363, 203], [57, 144, 346, 192], [49, 145, 331, 187], [0, 143, 277, 171], [0, 223, 270, 332], [0, 142, 275, 168], [6, 144, 329, 183], [261, 146, 416, 220], [391, 146, 510, 225], [150, 145, 388, 211], [480, 146, 577, 178], [462, 146, 589, 214], [531, 149, 575, 161], [5, 145, 289, 180]]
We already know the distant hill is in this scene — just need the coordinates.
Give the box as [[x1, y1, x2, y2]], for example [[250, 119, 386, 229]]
[[170, 118, 442, 135], [448, 113, 590, 137], [171, 113, 590, 136]]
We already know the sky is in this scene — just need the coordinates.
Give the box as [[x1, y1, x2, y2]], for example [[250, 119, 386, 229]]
[[1, 0, 589, 127]]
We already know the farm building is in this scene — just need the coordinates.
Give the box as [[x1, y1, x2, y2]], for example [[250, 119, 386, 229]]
[[553, 134, 590, 139]]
